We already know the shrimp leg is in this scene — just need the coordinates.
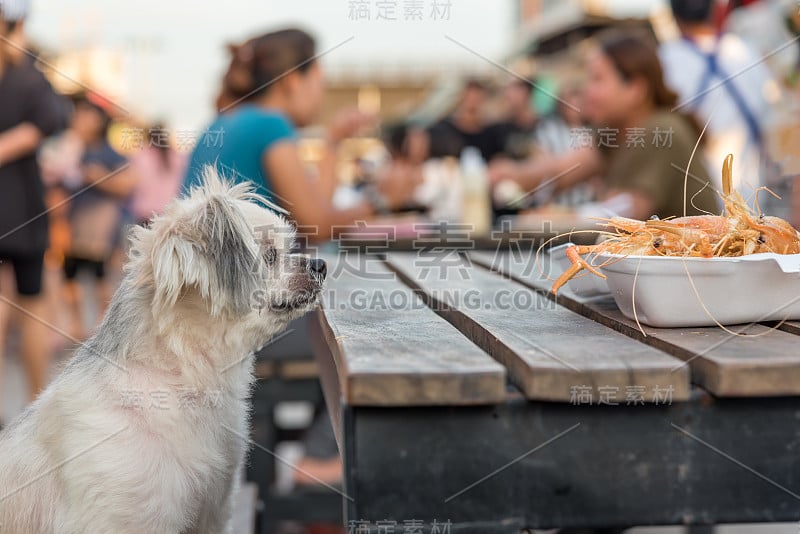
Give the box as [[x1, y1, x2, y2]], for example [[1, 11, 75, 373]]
[[552, 245, 607, 295]]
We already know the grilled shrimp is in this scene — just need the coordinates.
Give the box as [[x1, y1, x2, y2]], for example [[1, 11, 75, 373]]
[[551, 154, 800, 294]]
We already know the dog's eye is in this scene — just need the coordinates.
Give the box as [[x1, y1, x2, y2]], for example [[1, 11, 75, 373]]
[[264, 245, 278, 265]]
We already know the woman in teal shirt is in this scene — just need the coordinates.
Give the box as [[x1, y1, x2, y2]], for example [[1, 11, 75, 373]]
[[185, 28, 417, 240], [186, 104, 297, 201]]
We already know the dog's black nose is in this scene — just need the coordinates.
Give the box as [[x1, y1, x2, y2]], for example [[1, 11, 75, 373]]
[[309, 258, 327, 279]]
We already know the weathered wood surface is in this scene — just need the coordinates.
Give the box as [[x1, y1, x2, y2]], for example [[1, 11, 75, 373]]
[[384, 253, 690, 402], [470, 249, 800, 397], [317, 253, 507, 406]]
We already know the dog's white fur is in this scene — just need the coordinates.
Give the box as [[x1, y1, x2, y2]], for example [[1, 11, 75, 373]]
[[0, 168, 324, 533]]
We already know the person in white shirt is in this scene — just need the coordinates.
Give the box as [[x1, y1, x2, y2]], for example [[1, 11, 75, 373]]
[[659, 0, 779, 192]]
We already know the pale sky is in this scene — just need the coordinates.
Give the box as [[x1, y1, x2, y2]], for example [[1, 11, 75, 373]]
[[26, 0, 520, 129]]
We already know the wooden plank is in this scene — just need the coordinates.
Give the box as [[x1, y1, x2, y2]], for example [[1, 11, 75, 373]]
[[278, 360, 320, 379], [470, 250, 800, 397], [317, 253, 507, 406], [253, 360, 319, 379], [309, 312, 345, 451], [384, 252, 690, 402]]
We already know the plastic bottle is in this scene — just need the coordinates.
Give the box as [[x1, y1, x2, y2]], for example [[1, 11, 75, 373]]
[[427, 156, 462, 223], [459, 146, 492, 236]]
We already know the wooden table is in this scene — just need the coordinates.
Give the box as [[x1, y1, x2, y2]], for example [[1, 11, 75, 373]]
[[310, 249, 800, 533]]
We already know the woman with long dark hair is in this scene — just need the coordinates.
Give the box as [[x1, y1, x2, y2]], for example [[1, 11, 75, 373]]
[[489, 29, 719, 220], [185, 28, 424, 498], [185, 28, 418, 240]]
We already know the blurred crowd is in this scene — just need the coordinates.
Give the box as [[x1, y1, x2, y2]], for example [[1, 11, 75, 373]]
[[0, 0, 799, 526]]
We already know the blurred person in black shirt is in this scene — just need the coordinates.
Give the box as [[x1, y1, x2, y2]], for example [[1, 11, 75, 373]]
[[491, 78, 540, 160], [493, 79, 586, 161], [0, 0, 67, 414], [427, 78, 504, 161]]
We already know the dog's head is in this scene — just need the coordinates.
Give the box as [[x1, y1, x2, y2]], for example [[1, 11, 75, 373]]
[[128, 167, 325, 341]]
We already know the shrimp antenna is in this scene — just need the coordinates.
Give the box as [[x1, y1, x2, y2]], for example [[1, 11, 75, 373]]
[[684, 113, 713, 217]]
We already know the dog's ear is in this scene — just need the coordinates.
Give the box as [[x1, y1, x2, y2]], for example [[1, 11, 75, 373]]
[[151, 193, 260, 317], [201, 194, 261, 316]]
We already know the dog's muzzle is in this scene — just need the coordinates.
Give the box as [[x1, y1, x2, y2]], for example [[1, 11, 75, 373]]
[[268, 257, 326, 313]]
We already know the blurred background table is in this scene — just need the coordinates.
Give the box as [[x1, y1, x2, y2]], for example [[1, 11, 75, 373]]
[[330, 212, 600, 252]]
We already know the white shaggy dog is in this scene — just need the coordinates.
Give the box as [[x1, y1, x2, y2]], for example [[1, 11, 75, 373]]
[[0, 169, 326, 533]]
